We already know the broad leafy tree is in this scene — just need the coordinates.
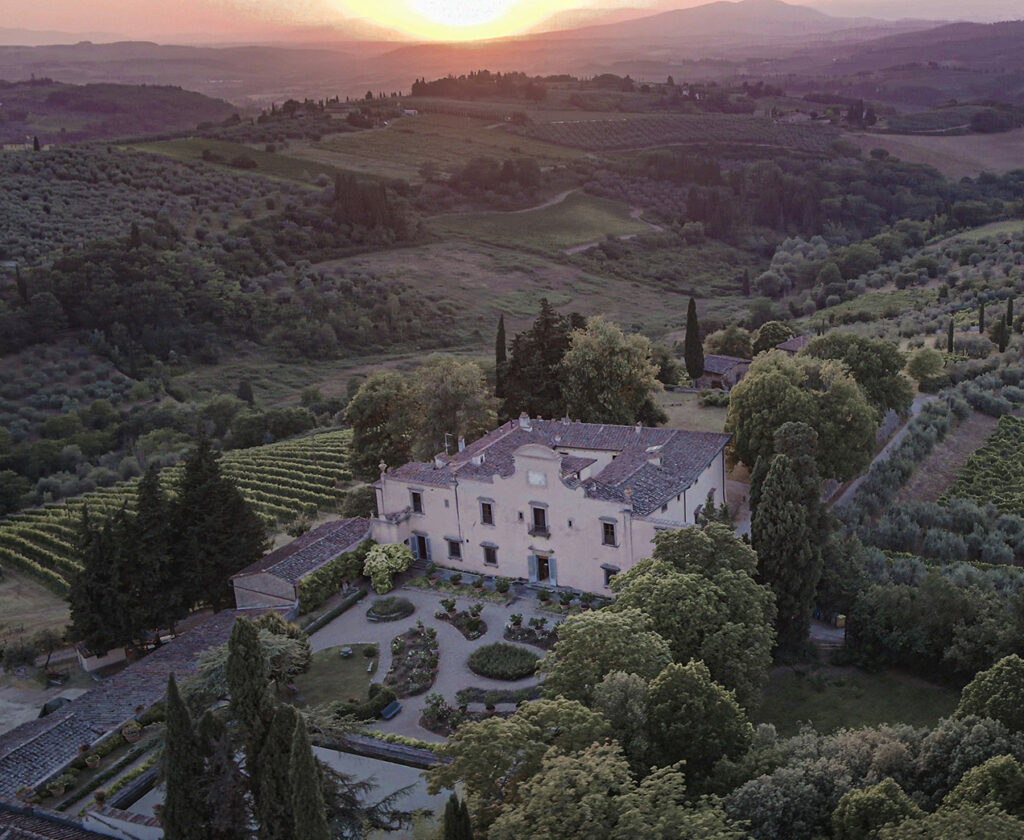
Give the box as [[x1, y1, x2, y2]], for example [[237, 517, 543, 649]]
[[725, 351, 877, 480], [561, 316, 665, 426], [803, 333, 913, 417], [344, 371, 415, 479], [539, 608, 672, 705], [832, 778, 922, 840], [411, 355, 497, 460], [751, 320, 795, 355], [957, 655, 1024, 732], [705, 325, 753, 359], [646, 661, 753, 784]]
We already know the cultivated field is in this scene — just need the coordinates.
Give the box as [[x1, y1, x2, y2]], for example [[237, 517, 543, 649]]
[[290, 113, 583, 181], [432, 190, 649, 251], [0, 430, 354, 594], [509, 114, 839, 152], [132, 138, 347, 184], [847, 129, 1024, 179], [945, 415, 1024, 514]]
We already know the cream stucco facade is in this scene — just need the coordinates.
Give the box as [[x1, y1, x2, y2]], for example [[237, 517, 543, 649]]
[[372, 417, 730, 594]]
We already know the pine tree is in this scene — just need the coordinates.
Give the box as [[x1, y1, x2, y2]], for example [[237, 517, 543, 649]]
[[163, 675, 207, 840], [948, 320, 955, 353], [683, 297, 704, 380], [289, 716, 331, 840], [257, 704, 299, 840], [494, 315, 507, 400], [132, 465, 186, 636], [502, 298, 575, 419], [752, 453, 822, 650]]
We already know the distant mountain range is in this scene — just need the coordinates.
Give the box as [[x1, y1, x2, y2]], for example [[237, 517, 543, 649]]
[[1, 0, 1020, 104]]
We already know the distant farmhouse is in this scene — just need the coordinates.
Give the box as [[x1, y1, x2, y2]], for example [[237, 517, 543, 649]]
[[776, 334, 812, 355], [372, 416, 730, 593], [696, 355, 750, 391]]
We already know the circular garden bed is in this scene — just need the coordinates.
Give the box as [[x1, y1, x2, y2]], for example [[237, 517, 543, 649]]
[[467, 642, 540, 680], [366, 596, 415, 622]]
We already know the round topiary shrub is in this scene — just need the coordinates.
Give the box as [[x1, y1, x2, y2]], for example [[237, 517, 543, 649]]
[[366, 596, 415, 621], [467, 642, 540, 681]]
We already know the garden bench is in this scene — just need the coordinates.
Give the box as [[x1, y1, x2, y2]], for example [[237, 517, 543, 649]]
[[380, 700, 402, 720]]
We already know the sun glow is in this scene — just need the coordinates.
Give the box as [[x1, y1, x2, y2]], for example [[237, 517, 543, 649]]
[[334, 0, 572, 40]]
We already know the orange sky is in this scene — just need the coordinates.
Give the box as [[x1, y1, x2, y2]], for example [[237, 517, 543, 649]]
[[4, 0, 1020, 43]]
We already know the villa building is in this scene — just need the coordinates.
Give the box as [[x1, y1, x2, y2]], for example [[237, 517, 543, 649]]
[[372, 416, 731, 593]]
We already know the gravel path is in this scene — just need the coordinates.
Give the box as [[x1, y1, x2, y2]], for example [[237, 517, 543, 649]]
[[310, 582, 554, 741]]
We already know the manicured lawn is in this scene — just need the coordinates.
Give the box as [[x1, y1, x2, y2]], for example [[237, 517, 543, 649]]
[[291, 644, 378, 707], [754, 666, 960, 736], [432, 191, 650, 252]]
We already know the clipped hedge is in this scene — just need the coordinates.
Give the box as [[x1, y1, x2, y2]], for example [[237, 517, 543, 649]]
[[303, 586, 367, 635], [467, 642, 540, 681], [297, 539, 374, 614], [338, 684, 397, 721]]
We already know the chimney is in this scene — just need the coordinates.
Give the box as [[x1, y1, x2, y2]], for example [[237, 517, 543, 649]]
[[378, 460, 388, 478], [635, 421, 642, 434], [561, 416, 571, 425], [458, 436, 466, 452], [518, 412, 532, 431]]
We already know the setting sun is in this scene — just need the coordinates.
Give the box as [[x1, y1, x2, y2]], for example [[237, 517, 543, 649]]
[[335, 0, 572, 40]]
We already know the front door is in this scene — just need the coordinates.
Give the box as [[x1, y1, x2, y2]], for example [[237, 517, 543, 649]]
[[414, 534, 429, 560], [536, 554, 550, 582]]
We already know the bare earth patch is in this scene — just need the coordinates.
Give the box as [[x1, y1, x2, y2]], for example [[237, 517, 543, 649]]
[[895, 411, 1000, 505]]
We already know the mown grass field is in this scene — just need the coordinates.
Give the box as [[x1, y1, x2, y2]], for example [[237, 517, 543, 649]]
[[657, 392, 728, 433], [847, 129, 1024, 179], [291, 113, 583, 182], [0, 567, 70, 641], [132, 138, 347, 184], [950, 219, 1024, 242], [432, 191, 650, 252], [756, 666, 960, 736]]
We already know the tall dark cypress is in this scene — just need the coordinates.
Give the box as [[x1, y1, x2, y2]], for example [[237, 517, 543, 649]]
[[289, 717, 331, 840], [494, 315, 507, 400], [979, 300, 986, 333], [163, 675, 207, 840], [257, 704, 299, 840], [443, 793, 474, 840], [948, 320, 955, 353], [132, 464, 184, 636], [683, 297, 705, 381], [128, 222, 142, 251], [741, 268, 751, 298], [1008, 298, 1015, 328], [226, 618, 272, 781]]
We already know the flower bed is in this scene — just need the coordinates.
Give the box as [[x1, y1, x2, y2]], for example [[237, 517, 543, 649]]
[[455, 685, 541, 706], [504, 615, 559, 650], [384, 622, 439, 697], [467, 642, 540, 680], [435, 599, 487, 640], [419, 692, 514, 736], [366, 595, 415, 622], [405, 573, 512, 603]]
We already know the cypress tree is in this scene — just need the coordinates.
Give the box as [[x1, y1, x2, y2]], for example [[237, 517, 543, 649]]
[[14, 265, 27, 304], [32, 136, 40, 151], [979, 300, 986, 333], [132, 465, 185, 636], [741, 268, 751, 298], [289, 717, 331, 840], [257, 704, 299, 840], [1008, 297, 1015, 328], [948, 320, 955, 353], [128, 221, 142, 251], [226, 618, 272, 780], [683, 297, 704, 381], [752, 453, 822, 651], [237, 380, 255, 406], [494, 315, 507, 400], [163, 675, 207, 840], [443, 793, 474, 840]]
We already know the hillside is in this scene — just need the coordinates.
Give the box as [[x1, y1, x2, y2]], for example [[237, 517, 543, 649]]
[[0, 78, 237, 143]]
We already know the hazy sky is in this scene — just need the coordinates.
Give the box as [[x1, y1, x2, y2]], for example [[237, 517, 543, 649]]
[[4, 0, 1023, 43]]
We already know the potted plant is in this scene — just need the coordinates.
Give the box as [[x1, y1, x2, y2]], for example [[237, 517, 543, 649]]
[[441, 597, 456, 614], [426, 561, 437, 579], [509, 613, 523, 627], [495, 578, 510, 594], [94, 789, 107, 804], [86, 754, 100, 769], [537, 589, 550, 603], [450, 572, 462, 587], [122, 722, 141, 743], [580, 592, 595, 610]]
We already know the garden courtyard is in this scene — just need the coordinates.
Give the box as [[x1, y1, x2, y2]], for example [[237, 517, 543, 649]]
[[309, 577, 568, 741]]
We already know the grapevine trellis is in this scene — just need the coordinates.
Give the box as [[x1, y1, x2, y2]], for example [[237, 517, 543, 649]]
[[0, 430, 353, 592]]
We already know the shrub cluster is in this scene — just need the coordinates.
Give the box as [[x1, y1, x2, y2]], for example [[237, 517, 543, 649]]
[[467, 642, 540, 680]]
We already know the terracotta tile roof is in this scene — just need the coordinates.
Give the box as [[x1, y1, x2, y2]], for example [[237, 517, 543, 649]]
[[232, 518, 370, 585], [0, 802, 107, 840], [702, 354, 749, 375], [384, 419, 730, 518], [776, 334, 811, 354], [0, 611, 241, 798]]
